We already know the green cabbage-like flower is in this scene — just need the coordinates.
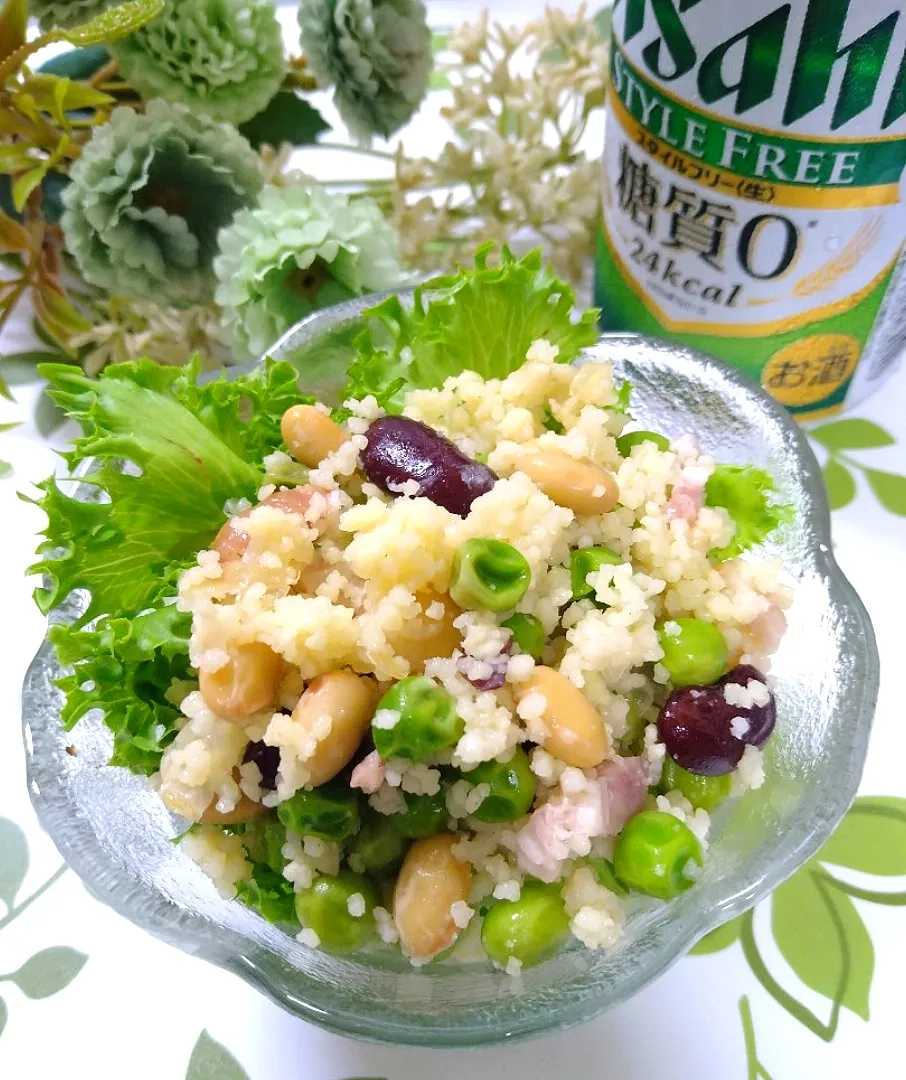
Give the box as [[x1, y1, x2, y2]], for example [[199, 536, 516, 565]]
[[299, 0, 432, 139], [214, 184, 407, 360], [62, 101, 263, 308], [30, 0, 120, 31], [112, 0, 285, 124]]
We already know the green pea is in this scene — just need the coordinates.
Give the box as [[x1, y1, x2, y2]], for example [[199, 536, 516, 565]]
[[390, 791, 447, 838], [373, 676, 463, 761], [277, 782, 360, 842], [350, 812, 408, 873], [616, 689, 649, 755], [240, 817, 286, 874], [481, 882, 570, 968], [657, 618, 728, 687], [501, 613, 545, 660], [450, 538, 531, 612], [586, 856, 628, 897], [463, 747, 536, 823], [294, 871, 378, 953], [617, 430, 670, 456], [613, 810, 703, 900], [570, 545, 622, 601], [660, 757, 732, 811]]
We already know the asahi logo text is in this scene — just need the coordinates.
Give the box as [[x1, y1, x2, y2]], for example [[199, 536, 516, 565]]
[[620, 0, 906, 131]]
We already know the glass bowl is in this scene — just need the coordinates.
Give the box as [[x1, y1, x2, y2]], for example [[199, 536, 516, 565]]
[[22, 294, 878, 1047]]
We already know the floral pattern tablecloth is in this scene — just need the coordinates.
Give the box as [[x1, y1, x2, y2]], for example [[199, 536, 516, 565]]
[[1, 3, 904, 1077]]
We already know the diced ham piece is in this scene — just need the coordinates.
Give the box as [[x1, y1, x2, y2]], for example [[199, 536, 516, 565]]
[[516, 798, 586, 883], [666, 465, 708, 523], [670, 433, 701, 462], [749, 603, 788, 655], [515, 756, 649, 882], [350, 750, 385, 794], [212, 486, 327, 563], [594, 755, 650, 836]]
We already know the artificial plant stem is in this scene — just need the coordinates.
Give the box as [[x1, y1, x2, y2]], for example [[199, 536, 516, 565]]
[[314, 141, 397, 162]]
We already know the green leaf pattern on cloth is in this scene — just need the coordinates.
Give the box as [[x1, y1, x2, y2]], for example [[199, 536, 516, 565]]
[[689, 913, 743, 956], [0, 818, 28, 910], [819, 797, 906, 876], [692, 796, 906, 1044], [739, 996, 776, 1080], [185, 1030, 250, 1080], [7, 947, 88, 999], [822, 457, 856, 511], [0, 817, 81, 1041], [811, 418, 906, 517], [771, 870, 874, 1024]]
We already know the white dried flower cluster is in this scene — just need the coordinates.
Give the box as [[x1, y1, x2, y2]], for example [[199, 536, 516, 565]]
[[386, 6, 609, 283], [72, 296, 233, 376]]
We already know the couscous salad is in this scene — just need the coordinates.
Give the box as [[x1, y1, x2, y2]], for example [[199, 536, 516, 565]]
[[33, 248, 792, 972]]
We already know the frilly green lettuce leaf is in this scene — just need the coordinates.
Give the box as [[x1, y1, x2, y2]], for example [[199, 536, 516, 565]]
[[49, 605, 190, 772], [235, 862, 298, 926], [341, 244, 600, 414], [28, 356, 306, 774], [29, 356, 302, 624], [234, 818, 297, 924], [705, 463, 794, 561]]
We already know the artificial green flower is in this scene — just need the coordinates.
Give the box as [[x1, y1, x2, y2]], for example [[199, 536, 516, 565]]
[[298, 0, 432, 139], [62, 101, 263, 308], [214, 183, 407, 360], [30, 0, 120, 31], [112, 0, 285, 125]]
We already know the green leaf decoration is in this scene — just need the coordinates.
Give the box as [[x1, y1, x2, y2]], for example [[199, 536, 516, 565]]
[[34, 389, 67, 438], [8, 947, 87, 999], [0, 0, 27, 63], [0, 817, 28, 910], [771, 867, 873, 1024], [186, 1030, 250, 1080], [0, 995, 6, 1038], [239, 91, 329, 150], [593, 5, 613, 45], [428, 34, 451, 90], [865, 468, 906, 516], [60, 0, 165, 45], [0, 350, 66, 368], [811, 418, 895, 451], [0, 0, 162, 79], [37, 43, 110, 79], [818, 797, 906, 876], [0, 461, 11, 480], [822, 458, 856, 511], [689, 915, 743, 956]]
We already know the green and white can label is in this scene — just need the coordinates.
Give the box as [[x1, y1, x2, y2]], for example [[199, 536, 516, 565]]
[[595, 0, 906, 418]]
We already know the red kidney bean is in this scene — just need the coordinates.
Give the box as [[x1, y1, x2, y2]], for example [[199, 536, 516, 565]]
[[362, 416, 497, 517], [242, 740, 280, 790], [657, 664, 776, 776]]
